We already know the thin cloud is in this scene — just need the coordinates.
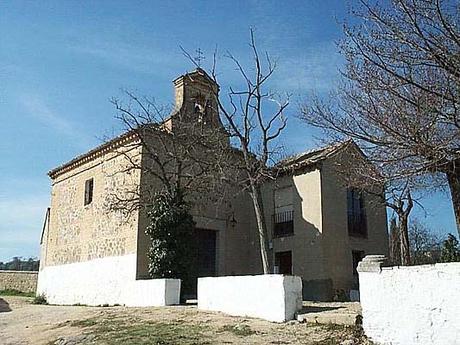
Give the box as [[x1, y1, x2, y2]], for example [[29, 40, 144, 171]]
[[69, 40, 183, 75], [21, 94, 95, 149], [273, 41, 343, 94], [0, 194, 47, 261]]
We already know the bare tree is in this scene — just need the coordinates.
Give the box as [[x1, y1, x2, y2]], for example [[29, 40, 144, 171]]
[[186, 30, 289, 273], [108, 89, 234, 215], [389, 217, 401, 265], [409, 218, 442, 264], [389, 186, 414, 265], [301, 0, 460, 236], [325, 141, 416, 264]]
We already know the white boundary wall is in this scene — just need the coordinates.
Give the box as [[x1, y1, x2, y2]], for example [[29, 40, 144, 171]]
[[198, 275, 302, 322], [358, 255, 460, 345], [37, 254, 180, 306]]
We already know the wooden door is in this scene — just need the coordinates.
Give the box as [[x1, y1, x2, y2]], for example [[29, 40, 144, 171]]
[[195, 228, 217, 278], [275, 251, 292, 275]]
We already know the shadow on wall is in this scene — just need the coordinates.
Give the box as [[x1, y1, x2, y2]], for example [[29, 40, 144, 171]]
[[271, 173, 334, 301], [302, 279, 334, 301], [293, 176, 334, 301], [0, 298, 12, 312]]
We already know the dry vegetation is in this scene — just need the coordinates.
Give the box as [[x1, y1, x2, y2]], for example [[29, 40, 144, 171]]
[[0, 296, 373, 345]]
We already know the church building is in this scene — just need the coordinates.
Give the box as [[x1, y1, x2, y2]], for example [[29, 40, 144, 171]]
[[37, 68, 388, 305]]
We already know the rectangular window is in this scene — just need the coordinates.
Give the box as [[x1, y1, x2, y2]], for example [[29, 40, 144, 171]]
[[273, 187, 294, 238], [347, 188, 367, 237], [352, 250, 365, 276], [84, 178, 94, 205], [273, 210, 294, 238], [275, 251, 292, 275]]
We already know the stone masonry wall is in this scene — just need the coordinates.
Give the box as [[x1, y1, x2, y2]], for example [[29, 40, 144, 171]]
[[358, 255, 460, 345], [41, 144, 142, 268], [0, 270, 38, 293]]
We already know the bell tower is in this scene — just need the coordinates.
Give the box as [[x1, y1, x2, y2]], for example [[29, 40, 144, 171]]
[[171, 68, 223, 130]]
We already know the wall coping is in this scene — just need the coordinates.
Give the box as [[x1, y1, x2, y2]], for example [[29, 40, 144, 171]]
[[357, 255, 387, 273], [358, 256, 460, 274], [0, 270, 38, 274]]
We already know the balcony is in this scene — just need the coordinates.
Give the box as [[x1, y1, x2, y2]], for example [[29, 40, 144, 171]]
[[273, 210, 294, 238]]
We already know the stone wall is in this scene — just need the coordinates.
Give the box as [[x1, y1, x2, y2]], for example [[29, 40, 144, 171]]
[[0, 270, 38, 293], [358, 255, 460, 345], [41, 144, 142, 268]]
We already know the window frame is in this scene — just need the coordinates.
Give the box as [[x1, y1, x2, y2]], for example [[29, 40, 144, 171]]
[[347, 188, 368, 238], [84, 178, 94, 206], [273, 210, 294, 238]]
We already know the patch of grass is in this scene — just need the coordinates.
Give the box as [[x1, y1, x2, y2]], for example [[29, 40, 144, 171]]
[[0, 289, 35, 297], [320, 323, 347, 332], [61, 317, 211, 345], [55, 318, 98, 329], [69, 318, 98, 328], [313, 324, 374, 345], [219, 323, 256, 337], [31, 293, 48, 305]]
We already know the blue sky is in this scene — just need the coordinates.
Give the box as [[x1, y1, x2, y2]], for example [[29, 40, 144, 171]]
[[0, 0, 456, 261]]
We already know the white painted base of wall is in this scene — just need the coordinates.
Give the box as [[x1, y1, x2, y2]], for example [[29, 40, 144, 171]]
[[359, 259, 460, 345], [37, 254, 180, 306], [198, 275, 302, 322]]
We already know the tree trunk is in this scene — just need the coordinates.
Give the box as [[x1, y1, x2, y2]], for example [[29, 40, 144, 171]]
[[398, 214, 411, 266], [389, 218, 401, 265], [446, 168, 460, 238], [249, 183, 271, 274]]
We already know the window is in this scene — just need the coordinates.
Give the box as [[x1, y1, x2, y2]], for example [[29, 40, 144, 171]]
[[275, 251, 292, 275], [347, 188, 367, 237], [84, 178, 94, 205], [273, 187, 294, 238], [273, 210, 294, 237], [352, 250, 365, 276]]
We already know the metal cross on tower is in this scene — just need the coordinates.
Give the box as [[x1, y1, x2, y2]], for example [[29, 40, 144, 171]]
[[194, 48, 205, 67]]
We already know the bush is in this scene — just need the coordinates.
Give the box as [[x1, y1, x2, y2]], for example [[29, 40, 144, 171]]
[[145, 188, 197, 292], [440, 234, 460, 263], [32, 293, 48, 305]]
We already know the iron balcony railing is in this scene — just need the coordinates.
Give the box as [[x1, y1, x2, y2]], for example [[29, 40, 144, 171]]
[[273, 210, 294, 238]]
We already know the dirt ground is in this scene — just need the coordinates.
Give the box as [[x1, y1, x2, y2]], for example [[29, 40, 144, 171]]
[[0, 295, 371, 345]]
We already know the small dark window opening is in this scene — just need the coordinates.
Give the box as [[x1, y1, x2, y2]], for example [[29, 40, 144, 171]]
[[84, 178, 94, 205], [273, 210, 294, 238], [352, 250, 365, 276], [347, 188, 367, 237], [275, 251, 292, 275]]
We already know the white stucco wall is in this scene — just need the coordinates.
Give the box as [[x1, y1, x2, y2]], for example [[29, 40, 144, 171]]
[[358, 257, 460, 345], [198, 275, 302, 322], [37, 254, 180, 306]]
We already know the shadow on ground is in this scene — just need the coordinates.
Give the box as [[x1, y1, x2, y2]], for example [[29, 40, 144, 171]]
[[0, 298, 12, 312], [300, 305, 344, 313]]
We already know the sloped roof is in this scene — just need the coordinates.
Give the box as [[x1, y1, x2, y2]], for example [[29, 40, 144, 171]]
[[172, 67, 217, 86], [276, 140, 354, 172], [48, 130, 139, 179]]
